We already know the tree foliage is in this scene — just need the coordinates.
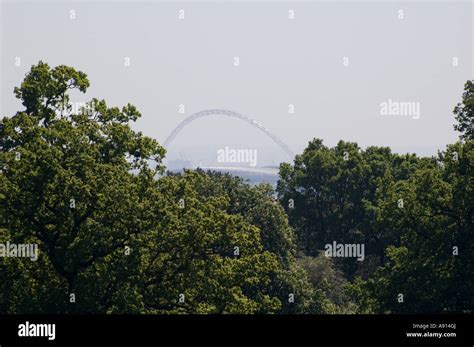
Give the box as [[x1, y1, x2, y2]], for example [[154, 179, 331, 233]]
[[454, 80, 474, 141], [277, 81, 473, 313], [0, 62, 330, 314], [1, 63, 472, 314]]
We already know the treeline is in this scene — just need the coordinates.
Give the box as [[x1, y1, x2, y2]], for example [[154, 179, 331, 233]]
[[280, 80, 473, 313], [0, 62, 472, 314], [278, 138, 473, 313]]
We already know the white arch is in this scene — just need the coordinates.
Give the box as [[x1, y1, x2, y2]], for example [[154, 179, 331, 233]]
[[164, 109, 294, 159]]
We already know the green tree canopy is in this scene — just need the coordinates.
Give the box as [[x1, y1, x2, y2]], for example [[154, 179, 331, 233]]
[[0, 62, 331, 314], [454, 80, 474, 141]]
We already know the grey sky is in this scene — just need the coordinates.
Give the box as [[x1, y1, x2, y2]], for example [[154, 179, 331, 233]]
[[1, 0, 473, 167]]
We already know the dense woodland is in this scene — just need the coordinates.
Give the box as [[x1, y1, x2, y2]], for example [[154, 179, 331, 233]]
[[0, 62, 472, 314]]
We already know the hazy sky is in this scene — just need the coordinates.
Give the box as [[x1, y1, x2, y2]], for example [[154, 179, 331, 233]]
[[1, 0, 473, 166]]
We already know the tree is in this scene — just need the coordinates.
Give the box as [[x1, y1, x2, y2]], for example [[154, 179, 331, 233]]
[[277, 139, 367, 257], [298, 254, 358, 313], [454, 80, 474, 141], [136, 170, 284, 314], [347, 80, 474, 314], [174, 170, 331, 313], [350, 141, 473, 313], [276, 139, 425, 279], [0, 62, 330, 314], [0, 61, 165, 313]]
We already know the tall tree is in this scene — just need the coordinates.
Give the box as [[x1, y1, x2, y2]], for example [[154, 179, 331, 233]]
[[454, 80, 474, 141], [276, 139, 425, 279], [0, 61, 165, 312], [1, 62, 330, 314]]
